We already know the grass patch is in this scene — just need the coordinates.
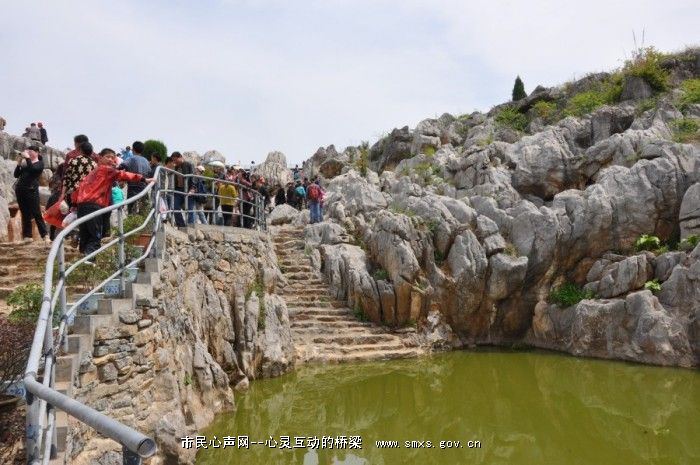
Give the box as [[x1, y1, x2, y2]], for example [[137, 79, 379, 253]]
[[678, 78, 700, 113], [477, 133, 494, 147], [563, 74, 622, 117], [549, 283, 595, 307], [636, 97, 658, 114], [494, 107, 528, 132], [671, 118, 700, 143], [504, 242, 518, 257], [635, 234, 661, 251], [680, 234, 699, 250], [532, 100, 557, 122], [372, 268, 388, 281], [422, 146, 436, 157], [389, 205, 416, 217]]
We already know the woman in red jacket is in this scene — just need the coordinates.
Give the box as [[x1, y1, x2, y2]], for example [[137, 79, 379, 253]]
[[72, 148, 154, 256]]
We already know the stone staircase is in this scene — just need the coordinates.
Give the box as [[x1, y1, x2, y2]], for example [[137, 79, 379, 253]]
[[47, 255, 162, 465], [0, 241, 81, 315], [272, 225, 423, 364]]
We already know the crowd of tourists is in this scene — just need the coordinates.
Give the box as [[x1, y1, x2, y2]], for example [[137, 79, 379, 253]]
[[13, 134, 326, 259]]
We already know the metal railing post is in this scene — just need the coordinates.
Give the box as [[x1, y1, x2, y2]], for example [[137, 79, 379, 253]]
[[58, 244, 67, 353], [184, 176, 190, 226], [117, 207, 126, 296]]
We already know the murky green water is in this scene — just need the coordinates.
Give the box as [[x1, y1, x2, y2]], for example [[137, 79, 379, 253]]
[[197, 351, 699, 465]]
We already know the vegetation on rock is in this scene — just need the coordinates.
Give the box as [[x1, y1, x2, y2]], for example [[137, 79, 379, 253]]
[[550, 283, 595, 307], [623, 46, 669, 92], [671, 118, 700, 143], [512, 76, 527, 101], [495, 107, 528, 132], [644, 279, 662, 293], [635, 234, 662, 251], [7, 283, 45, 325]]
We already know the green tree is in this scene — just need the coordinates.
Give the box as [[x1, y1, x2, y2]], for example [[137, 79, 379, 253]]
[[512, 75, 527, 101], [143, 139, 168, 163]]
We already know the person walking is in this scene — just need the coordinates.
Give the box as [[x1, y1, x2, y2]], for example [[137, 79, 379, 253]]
[[72, 149, 153, 256], [121, 141, 151, 213], [217, 179, 237, 226], [46, 162, 66, 240], [274, 184, 286, 206], [14, 146, 49, 243], [171, 152, 195, 226], [27, 123, 41, 142], [38, 122, 48, 144], [307, 179, 324, 224], [63, 141, 97, 205]]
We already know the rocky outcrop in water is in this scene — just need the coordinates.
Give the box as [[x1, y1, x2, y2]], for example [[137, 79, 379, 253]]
[[299, 49, 700, 367]]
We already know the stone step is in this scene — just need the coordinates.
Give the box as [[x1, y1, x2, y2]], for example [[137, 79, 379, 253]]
[[66, 333, 91, 355], [69, 314, 115, 343], [285, 300, 334, 309], [126, 282, 153, 302], [54, 380, 73, 398], [55, 354, 78, 383], [143, 257, 164, 273], [55, 410, 69, 453], [97, 298, 132, 316], [278, 265, 315, 273], [136, 270, 159, 286], [290, 319, 377, 330], [312, 342, 407, 354], [311, 333, 397, 345], [305, 348, 422, 363], [288, 307, 354, 316]]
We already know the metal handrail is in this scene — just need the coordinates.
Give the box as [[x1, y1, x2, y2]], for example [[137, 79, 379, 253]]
[[24, 164, 268, 464]]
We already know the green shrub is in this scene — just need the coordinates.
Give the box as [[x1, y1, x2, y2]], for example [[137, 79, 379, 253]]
[[512, 76, 527, 101], [565, 91, 606, 117], [495, 107, 528, 132], [356, 141, 370, 177], [7, 283, 45, 325], [644, 279, 662, 293], [434, 249, 445, 264], [532, 101, 557, 121], [636, 98, 657, 114], [680, 234, 699, 250], [635, 234, 661, 251], [549, 283, 594, 307], [678, 79, 700, 112], [671, 118, 700, 143], [353, 303, 368, 322], [422, 146, 436, 157], [372, 268, 388, 281], [143, 140, 168, 163], [623, 47, 669, 92]]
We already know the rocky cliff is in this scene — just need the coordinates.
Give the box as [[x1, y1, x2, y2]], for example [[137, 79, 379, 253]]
[[293, 48, 700, 367]]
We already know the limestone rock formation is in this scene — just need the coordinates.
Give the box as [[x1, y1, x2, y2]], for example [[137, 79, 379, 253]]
[[297, 50, 700, 367], [269, 203, 300, 225], [252, 151, 292, 187]]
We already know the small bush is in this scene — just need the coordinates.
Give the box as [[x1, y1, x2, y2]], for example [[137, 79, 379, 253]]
[[356, 141, 370, 177], [636, 98, 657, 114], [532, 101, 557, 122], [680, 234, 699, 250], [549, 283, 594, 307], [477, 133, 494, 147], [623, 47, 669, 92], [671, 118, 700, 143], [353, 303, 368, 322], [565, 91, 606, 117], [434, 249, 445, 264], [143, 140, 168, 163], [373, 268, 388, 281], [644, 279, 662, 293], [422, 146, 436, 157], [495, 107, 528, 132], [635, 234, 661, 251], [678, 79, 700, 112], [0, 316, 35, 395], [7, 283, 44, 325]]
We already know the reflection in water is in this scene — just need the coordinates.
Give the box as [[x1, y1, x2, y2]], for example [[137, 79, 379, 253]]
[[198, 351, 699, 465]]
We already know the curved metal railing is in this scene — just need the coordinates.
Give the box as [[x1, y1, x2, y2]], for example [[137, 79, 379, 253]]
[[23, 164, 267, 464]]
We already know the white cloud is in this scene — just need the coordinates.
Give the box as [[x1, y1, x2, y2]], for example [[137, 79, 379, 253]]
[[0, 0, 697, 164]]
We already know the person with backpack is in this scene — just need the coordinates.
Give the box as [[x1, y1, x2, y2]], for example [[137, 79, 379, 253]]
[[193, 166, 209, 224], [286, 182, 297, 210], [307, 179, 324, 224], [294, 180, 306, 210]]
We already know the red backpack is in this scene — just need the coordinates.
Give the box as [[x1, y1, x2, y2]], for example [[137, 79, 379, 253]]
[[307, 183, 321, 201]]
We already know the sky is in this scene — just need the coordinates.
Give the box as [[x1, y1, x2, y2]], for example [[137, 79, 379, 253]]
[[1, 0, 698, 165]]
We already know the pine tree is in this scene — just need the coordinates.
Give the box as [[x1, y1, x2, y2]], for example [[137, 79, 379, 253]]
[[512, 76, 526, 101]]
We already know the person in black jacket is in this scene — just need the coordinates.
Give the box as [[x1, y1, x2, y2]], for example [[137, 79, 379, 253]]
[[14, 145, 49, 243]]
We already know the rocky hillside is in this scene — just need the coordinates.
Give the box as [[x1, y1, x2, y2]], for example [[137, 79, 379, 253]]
[[296, 47, 700, 367]]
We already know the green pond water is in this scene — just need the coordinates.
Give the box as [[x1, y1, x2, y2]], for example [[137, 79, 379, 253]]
[[197, 351, 699, 465]]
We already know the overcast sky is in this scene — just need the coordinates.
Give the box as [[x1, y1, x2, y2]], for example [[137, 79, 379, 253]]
[[1, 0, 697, 165]]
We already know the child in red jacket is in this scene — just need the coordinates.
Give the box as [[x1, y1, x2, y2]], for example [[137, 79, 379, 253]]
[[72, 148, 154, 256]]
